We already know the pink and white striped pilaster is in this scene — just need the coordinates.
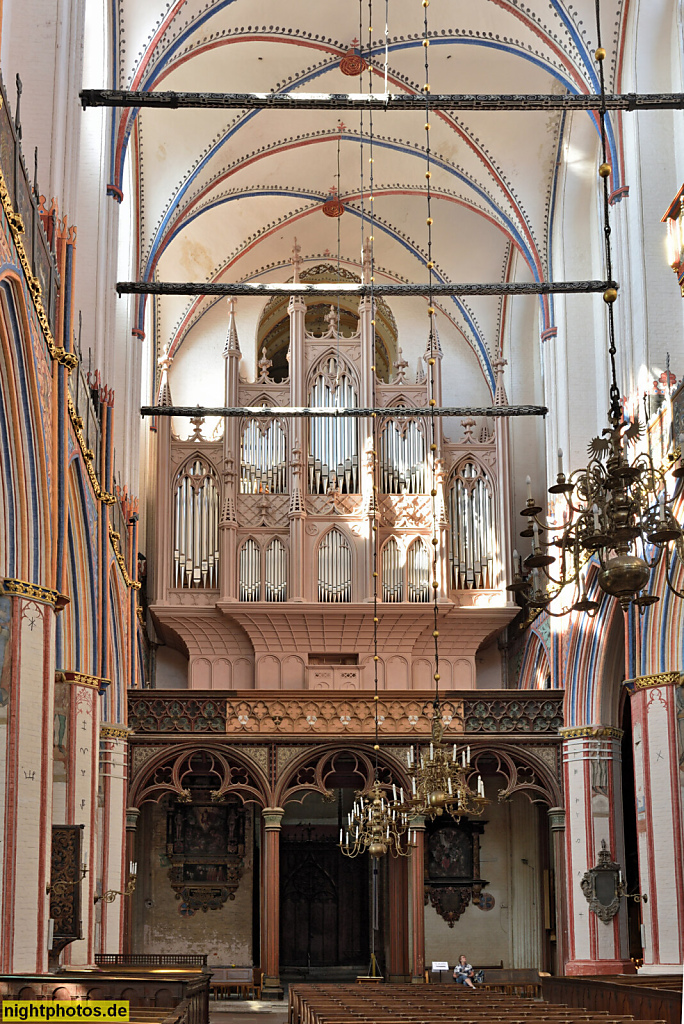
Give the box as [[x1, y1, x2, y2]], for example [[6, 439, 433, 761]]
[[561, 728, 634, 976], [626, 672, 684, 973], [0, 590, 57, 973], [96, 725, 130, 954]]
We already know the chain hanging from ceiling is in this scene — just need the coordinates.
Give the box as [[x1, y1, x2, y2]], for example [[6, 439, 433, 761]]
[[340, 0, 413, 862], [401, 0, 487, 821]]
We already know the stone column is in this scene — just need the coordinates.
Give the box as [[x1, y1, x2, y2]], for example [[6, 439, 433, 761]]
[[97, 727, 131, 955], [0, 582, 60, 973], [409, 816, 426, 983], [625, 672, 684, 973], [561, 728, 634, 975], [122, 807, 140, 955], [388, 851, 410, 981], [262, 807, 284, 998], [548, 806, 568, 975], [53, 672, 101, 965]]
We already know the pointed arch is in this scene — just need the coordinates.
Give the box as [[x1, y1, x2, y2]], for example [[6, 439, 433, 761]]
[[0, 276, 52, 583], [407, 538, 431, 603]]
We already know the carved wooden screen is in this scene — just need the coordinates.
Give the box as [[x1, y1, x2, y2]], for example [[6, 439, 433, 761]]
[[308, 357, 359, 494], [49, 824, 83, 963], [173, 457, 220, 588], [280, 831, 369, 968], [448, 461, 495, 589]]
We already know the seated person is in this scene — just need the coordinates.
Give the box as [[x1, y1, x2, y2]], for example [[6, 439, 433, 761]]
[[453, 954, 476, 988]]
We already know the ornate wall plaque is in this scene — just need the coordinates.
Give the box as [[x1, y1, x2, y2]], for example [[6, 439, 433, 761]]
[[48, 825, 83, 964], [424, 817, 488, 926], [166, 798, 245, 912], [580, 839, 622, 923]]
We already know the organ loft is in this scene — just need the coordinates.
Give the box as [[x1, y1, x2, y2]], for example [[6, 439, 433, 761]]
[[0, 0, 682, 1020], [153, 242, 510, 691]]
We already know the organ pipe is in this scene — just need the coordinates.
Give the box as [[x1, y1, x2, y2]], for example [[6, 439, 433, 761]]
[[239, 538, 261, 601], [448, 462, 494, 590], [318, 528, 352, 602], [173, 458, 220, 588], [380, 419, 426, 494], [308, 359, 359, 494], [240, 418, 287, 493]]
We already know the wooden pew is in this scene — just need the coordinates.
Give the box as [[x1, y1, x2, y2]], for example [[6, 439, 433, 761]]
[[210, 967, 253, 1000]]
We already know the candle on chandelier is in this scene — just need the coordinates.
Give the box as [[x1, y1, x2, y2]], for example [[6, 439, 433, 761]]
[[430, 742, 434, 759], [447, 776, 452, 795], [526, 475, 532, 500], [339, 828, 343, 844], [412, 777, 417, 795], [557, 448, 563, 477], [659, 490, 667, 521], [466, 745, 470, 763], [392, 783, 397, 801], [593, 504, 600, 531], [452, 744, 457, 761]]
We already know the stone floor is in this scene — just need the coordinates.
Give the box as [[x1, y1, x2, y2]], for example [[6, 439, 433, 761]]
[[209, 999, 288, 1024]]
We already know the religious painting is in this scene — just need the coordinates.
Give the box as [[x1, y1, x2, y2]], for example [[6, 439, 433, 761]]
[[428, 825, 473, 880], [424, 816, 487, 925], [166, 798, 245, 912]]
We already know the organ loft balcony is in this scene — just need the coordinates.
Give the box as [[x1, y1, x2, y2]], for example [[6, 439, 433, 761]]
[[150, 262, 517, 691]]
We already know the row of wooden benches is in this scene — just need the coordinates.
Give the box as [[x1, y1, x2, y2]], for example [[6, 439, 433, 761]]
[[287, 984, 668, 1024]]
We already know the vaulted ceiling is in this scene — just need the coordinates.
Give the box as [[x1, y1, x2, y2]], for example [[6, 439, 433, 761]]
[[111, 0, 628, 395]]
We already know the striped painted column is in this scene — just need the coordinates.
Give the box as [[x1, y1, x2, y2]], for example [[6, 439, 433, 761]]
[[0, 582, 59, 973], [561, 727, 634, 975], [53, 672, 102, 965], [624, 672, 684, 973]]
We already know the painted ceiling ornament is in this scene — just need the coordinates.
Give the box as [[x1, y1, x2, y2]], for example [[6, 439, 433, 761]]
[[322, 190, 345, 218], [339, 40, 368, 77]]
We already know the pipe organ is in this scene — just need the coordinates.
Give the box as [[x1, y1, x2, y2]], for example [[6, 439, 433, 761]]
[[153, 261, 514, 689], [172, 457, 220, 589]]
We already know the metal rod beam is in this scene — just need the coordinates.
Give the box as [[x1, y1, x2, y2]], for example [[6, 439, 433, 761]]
[[119, 280, 615, 298], [141, 405, 547, 418], [81, 89, 684, 112]]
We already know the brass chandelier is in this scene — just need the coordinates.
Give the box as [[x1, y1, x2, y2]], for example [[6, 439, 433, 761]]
[[510, 3, 684, 617], [401, 0, 487, 822]]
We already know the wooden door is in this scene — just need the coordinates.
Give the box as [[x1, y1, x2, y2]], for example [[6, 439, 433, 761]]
[[280, 833, 369, 968]]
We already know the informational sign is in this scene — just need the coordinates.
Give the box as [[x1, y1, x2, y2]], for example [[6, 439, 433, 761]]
[[431, 962, 450, 972]]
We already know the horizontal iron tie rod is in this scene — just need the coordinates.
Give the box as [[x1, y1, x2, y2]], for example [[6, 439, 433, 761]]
[[81, 90, 684, 112], [141, 405, 547, 418], [119, 280, 615, 297]]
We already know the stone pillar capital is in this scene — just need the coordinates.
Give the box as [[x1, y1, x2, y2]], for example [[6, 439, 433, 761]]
[[624, 670, 682, 693], [547, 806, 565, 832], [125, 807, 141, 832], [262, 807, 285, 829]]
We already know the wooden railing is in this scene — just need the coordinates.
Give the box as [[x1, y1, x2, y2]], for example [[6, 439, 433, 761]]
[[542, 974, 681, 1024], [95, 954, 208, 967]]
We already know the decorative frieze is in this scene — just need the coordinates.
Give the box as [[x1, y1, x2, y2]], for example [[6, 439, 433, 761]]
[[463, 696, 563, 733], [128, 696, 228, 733], [623, 671, 682, 692], [59, 670, 112, 691], [559, 725, 623, 740], [3, 578, 68, 609], [127, 691, 564, 736]]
